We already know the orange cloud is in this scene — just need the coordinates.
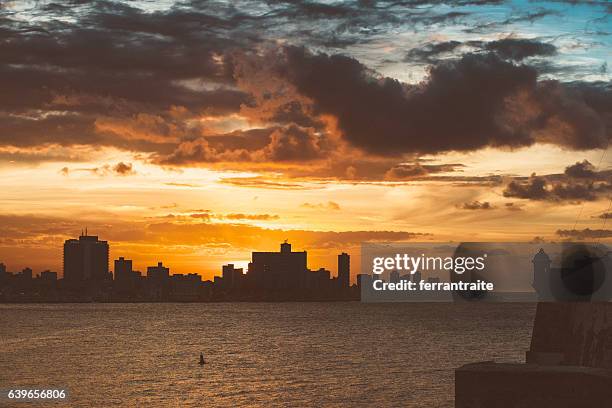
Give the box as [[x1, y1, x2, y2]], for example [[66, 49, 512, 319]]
[[301, 201, 341, 211]]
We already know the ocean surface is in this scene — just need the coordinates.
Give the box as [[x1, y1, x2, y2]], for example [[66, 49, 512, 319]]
[[1, 302, 536, 407]]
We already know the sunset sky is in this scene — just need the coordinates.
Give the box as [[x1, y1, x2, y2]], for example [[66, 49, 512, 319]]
[[1, 0, 610, 280]]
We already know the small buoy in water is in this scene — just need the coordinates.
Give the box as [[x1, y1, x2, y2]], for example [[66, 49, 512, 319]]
[[199, 352, 205, 365]]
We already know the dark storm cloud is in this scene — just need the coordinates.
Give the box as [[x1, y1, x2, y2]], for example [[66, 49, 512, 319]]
[[0, 0, 256, 152], [414, 11, 471, 26], [263, 1, 355, 19], [202, 128, 275, 152], [565, 160, 597, 178], [532, 81, 611, 150], [404, 40, 465, 63], [281, 47, 610, 155], [465, 8, 559, 33], [0, 2, 258, 159], [405, 38, 556, 64], [551, 182, 610, 201], [503, 177, 611, 201], [484, 38, 557, 61], [113, 162, 135, 175], [1, 0, 610, 178], [265, 125, 328, 161], [283, 47, 536, 155], [0, 109, 185, 154], [461, 201, 493, 210], [0, 112, 97, 147], [264, 1, 474, 33], [3, 0, 457, 155], [503, 161, 612, 202], [0, 5, 249, 94], [157, 125, 330, 165], [268, 101, 325, 128], [504, 177, 549, 200], [500, 8, 559, 24]]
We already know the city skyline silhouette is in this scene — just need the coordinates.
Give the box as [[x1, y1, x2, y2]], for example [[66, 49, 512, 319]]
[[3, 230, 610, 303], [0, 231, 358, 302], [1, 0, 611, 406]]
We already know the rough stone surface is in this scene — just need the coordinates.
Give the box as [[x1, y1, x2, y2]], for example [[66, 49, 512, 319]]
[[529, 303, 612, 369], [456, 302, 612, 406], [455, 362, 612, 408]]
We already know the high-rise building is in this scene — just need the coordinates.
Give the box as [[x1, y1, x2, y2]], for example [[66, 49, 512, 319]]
[[147, 262, 169, 283], [249, 242, 307, 290], [63, 233, 109, 281], [114, 257, 133, 282], [338, 252, 350, 288], [221, 264, 233, 289], [222, 264, 243, 290]]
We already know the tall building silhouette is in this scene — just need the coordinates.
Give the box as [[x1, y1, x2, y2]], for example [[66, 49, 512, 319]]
[[114, 257, 133, 282], [147, 262, 169, 283], [146, 262, 169, 300], [222, 264, 243, 290], [338, 252, 350, 288], [249, 241, 307, 290], [63, 232, 109, 281]]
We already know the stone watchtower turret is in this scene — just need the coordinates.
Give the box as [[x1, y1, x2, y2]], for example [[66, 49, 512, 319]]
[[532, 248, 551, 297]]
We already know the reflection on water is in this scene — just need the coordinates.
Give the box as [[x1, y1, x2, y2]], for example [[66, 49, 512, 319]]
[[0, 303, 535, 407]]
